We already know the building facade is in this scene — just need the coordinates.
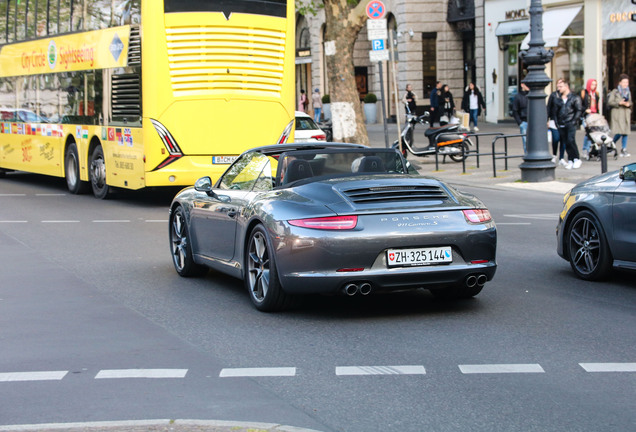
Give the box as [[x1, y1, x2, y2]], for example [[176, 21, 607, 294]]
[[296, 0, 485, 122]]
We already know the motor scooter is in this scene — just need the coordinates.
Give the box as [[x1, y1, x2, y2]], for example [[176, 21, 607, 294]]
[[393, 106, 472, 162]]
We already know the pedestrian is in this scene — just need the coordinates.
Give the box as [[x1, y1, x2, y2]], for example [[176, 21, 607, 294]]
[[429, 81, 442, 126], [547, 79, 565, 164], [512, 83, 529, 151], [298, 89, 307, 113], [552, 80, 583, 169], [402, 83, 417, 116], [608, 74, 632, 157], [580, 78, 600, 159], [461, 82, 486, 132], [312, 88, 322, 123], [440, 84, 455, 125]]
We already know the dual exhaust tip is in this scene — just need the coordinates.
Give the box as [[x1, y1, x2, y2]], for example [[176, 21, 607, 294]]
[[344, 275, 487, 296], [466, 274, 487, 288], [344, 282, 372, 296]]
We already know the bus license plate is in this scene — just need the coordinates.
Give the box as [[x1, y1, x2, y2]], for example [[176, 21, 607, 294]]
[[213, 156, 238, 164], [386, 247, 452, 267]]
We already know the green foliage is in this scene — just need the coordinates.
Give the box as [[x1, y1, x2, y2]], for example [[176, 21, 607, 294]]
[[322, 94, 330, 104], [364, 93, 377, 104], [295, 0, 323, 16]]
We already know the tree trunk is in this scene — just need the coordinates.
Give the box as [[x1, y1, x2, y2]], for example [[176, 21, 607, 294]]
[[323, 0, 369, 146]]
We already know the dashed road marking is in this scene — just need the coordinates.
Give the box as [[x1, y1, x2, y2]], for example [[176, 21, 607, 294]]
[[95, 369, 188, 379], [92, 220, 131, 223], [145, 220, 168, 223], [0, 194, 26, 197], [0, 220, 28, 223], [579, 363, 636, 373], [495, 222, 532, 226], [35, 193, 66, 196], [459, 364, 545, 374], [503, 213, 558, 220], [0, 371, 68, 382], [41, 220, 80, 223], [336, 366, 426, 376], [219, 367, 297, 378]]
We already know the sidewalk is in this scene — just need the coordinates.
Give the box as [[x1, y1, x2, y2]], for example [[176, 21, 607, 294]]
[[366, 120, 631, 194]]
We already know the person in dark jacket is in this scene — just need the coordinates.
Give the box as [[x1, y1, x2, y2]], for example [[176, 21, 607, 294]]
[[429, 81, 442, 126], [546, 78, 565, 164], [551, 80, 583, 169], [512, 83, 529, 151], [461, 82, 486, 131], [440, 84, 455, 125]]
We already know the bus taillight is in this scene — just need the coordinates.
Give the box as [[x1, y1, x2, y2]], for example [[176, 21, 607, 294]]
[[150, 119, 183, 170], [277, 119, 294, 144]]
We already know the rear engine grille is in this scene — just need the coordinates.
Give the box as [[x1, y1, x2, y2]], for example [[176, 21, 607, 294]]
[[165, 25, 286, 98], [342, 185, 449, 204]]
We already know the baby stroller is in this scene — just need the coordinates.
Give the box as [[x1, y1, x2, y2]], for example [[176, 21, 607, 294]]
[[584, 114, 618, 160]]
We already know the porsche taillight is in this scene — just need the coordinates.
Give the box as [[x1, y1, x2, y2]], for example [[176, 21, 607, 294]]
[[288, 215, 358, 230], [462, 209, 492, 224]]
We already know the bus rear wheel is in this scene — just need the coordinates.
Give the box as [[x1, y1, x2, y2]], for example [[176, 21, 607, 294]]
[[89, 145, 109, 199], [65, 142, 89, 194]]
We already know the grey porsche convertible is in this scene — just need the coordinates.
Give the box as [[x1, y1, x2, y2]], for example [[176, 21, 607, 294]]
[[169, 143, 497, 311]]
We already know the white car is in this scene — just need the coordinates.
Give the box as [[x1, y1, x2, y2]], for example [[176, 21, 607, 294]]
[[294, 111, 326, 142]]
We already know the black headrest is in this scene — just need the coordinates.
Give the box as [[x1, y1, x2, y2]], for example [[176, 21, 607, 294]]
[[357, 156, 386, 173], [284, 159, 314, 184]]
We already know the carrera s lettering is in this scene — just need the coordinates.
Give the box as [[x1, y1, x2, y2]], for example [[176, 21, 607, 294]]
[[380, 214, 449, 222]]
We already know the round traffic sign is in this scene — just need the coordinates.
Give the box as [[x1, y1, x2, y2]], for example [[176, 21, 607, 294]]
[[366, 1, 386, 19]]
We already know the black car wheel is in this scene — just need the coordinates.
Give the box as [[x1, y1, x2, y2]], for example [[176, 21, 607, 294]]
[[245, 224, 292, 312], [65, 142, 89, 194], [169, 206, 207, 277], [567, 210, 611, 281], [89, 145, 110, 199]]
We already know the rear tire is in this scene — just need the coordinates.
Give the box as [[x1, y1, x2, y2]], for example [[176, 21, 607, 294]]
[[65, 142, 89, 194], [245, 224, 293, 312], [89, 145, 109, 199], [449, 140, 471, 162]]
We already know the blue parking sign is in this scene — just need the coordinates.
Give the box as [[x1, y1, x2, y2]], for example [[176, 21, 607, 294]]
[[372, 39, 385, 51]]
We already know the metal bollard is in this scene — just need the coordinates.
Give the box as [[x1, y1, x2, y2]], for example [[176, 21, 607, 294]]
[[600, 143, 607, 174]]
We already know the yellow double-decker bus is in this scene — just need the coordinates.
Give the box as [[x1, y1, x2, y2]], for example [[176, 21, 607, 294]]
[[0, 0, 295, 198]]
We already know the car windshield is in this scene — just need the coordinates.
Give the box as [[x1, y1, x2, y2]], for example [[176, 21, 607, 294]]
[[276, 148, 407, 186], [295, 116, 320, 131]]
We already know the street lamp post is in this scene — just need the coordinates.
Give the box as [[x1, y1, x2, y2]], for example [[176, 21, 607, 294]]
[[519, 0, 555, 182]]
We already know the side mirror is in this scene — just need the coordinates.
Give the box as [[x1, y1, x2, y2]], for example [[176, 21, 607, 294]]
[[194, 176, 213, 192], [619, 163, 636, 181]]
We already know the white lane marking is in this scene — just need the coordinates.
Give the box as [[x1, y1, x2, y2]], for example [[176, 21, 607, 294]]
[[0, 220, 28, 223], [459, 364, 545, 374], [503, 214, 558, 220], [0, 419, 324, 432], [35, 194, 66, 196], [92, 220, 131, 223], [41, 220, 80, 223], [0, 194, 26, 197], [0, 371, 68, 382], [496, 222, 532, 225], [580, 363, 636, 373], [95, 369, 188, 379], [336, 366, 426, 376], [219, 367, 296, 378], [145, 220, 168, 223]]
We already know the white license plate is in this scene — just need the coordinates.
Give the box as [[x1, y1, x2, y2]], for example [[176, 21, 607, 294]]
[[212, 156, 238, 164], [386, 247, 452, 267]]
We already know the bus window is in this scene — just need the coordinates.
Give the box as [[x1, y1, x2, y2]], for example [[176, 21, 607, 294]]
[[40, 75, 60, 123], [114, 0, 140, 26], [0, 1, 6, 43], [71, 0, 84, 31]]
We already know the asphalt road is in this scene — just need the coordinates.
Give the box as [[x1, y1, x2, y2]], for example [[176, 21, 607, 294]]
[[1, 172, 635, 432]]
